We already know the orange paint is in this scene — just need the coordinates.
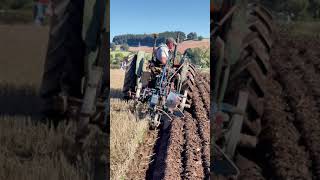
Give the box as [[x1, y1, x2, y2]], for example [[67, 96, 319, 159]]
[[210, 2, 214, 13]]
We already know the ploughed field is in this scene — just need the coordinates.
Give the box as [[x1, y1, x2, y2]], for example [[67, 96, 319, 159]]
[[125, 71, 211, 180], [231, 30, 320, 180]]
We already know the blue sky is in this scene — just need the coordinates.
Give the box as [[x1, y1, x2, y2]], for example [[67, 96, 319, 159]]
[[110, 0, 210, 40]]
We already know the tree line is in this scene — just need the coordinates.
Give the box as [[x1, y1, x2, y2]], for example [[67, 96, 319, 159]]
[[112, 31, 204, 47], [0, 0, 32, 10], [261, 0, 320, 19]]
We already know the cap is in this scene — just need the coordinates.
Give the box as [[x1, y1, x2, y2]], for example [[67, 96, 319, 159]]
[[166, 37, 177, 45]]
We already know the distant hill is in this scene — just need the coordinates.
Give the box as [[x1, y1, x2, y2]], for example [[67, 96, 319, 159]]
[[129, 39, 209, 54]]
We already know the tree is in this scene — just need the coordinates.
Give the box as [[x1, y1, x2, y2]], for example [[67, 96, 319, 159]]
[[9, 0, 30, 10], [198, 36, 204, 41], [286, 0, 309, 18], [261, 0, 310, 19], [115, 52, 124, 60], [187, 32, 198, 40], [121, 43, 129, 51], [110, 43, 116, 51], [184, 47, 209, 68], [308, 0, 320, 18], [112, 31, 186, 46], [110, 53, 115, 59], [0, 0, 31, 10]]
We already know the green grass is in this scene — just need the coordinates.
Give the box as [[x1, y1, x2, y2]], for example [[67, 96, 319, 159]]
[[110, 50, 132, 69], [199, 68, 210, 73], [110, 50, 152, 69], [110, 50, 152, 59], [281, 21, 320, 37], [110, 50, 132, 57], [0, 9, 34, 24]]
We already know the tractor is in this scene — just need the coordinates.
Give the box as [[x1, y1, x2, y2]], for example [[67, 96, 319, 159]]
[[122, 34, 196, 129], [39, 1, 109, 179], [40, 0, 109, 138], [211, 0, 274, 179]]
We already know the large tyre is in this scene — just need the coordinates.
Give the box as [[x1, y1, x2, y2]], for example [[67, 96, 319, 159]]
[[214, 3, 274, 178], [180, 61, 197, 106], [39, 0, 86, 123], [40, 0, 86, 97], [226, 3, 274, 119], [40, 0, 85, 113]]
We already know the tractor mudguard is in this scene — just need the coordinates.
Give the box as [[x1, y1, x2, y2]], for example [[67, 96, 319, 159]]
[[224, 0, 248, 65], [135, 51, 146, 76]]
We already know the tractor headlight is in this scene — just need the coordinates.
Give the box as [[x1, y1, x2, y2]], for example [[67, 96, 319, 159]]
[[166, 92, 179, 110], [150, 94, 159, 106]]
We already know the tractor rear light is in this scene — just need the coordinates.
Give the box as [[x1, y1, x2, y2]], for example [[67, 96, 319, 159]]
[[216, 113, 224, 128]]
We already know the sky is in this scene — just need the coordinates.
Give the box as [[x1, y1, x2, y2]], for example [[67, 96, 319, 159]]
[[110, 0, 210, 41]]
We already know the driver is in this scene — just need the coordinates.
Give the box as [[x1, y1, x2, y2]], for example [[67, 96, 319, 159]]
[[154, 37, 177, 66]]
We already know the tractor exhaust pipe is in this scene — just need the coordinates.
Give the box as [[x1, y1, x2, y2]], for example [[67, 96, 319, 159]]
[[172, 32, 180, 65], [239, 134, 258, 148], [152, 33, 158, 62]]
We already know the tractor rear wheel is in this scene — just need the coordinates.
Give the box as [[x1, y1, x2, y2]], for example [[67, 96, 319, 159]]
[[214, 3, 274, 178], [180, 62, 197, 107]]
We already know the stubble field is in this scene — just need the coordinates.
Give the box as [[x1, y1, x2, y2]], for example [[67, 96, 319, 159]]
[[0, 25, 107, 180]]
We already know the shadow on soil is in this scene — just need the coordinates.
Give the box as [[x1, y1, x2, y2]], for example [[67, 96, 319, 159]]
[[0, 83, 42, 116], [110, 88, 123, 99]]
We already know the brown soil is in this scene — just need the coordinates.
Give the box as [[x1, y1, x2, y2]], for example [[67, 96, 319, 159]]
[[237, 30, 320, 179], [125, 71, 210, 179], [126, 131, 158, 180], [259, 79, 312, 179], [268, 31, 320, 179]]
